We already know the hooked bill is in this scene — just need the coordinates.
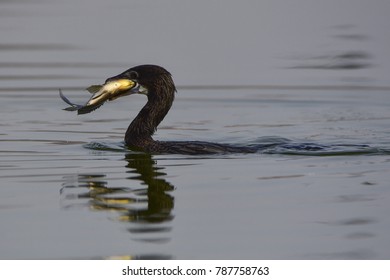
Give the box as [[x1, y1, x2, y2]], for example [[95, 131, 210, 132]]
[[59, 79, 136, 115]]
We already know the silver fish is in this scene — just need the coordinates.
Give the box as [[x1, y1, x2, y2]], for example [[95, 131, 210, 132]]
[[59, 79, 137, 115]]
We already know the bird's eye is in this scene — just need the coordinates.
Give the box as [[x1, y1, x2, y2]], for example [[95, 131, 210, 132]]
[[128, 71, 139, 79]]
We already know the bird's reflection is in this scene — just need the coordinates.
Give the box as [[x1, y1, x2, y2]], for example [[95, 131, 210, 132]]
[[60, 152, 175, 243], [124, 152, 175, 224]]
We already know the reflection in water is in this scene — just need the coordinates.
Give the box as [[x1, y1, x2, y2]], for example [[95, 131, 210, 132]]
[[290, 50, 372, 70], [60, 153, 174, 258], [333, 34, 370, 41], [332, 24, 370, 41], [124, 153, 174, 224], [289, 26, 373, 71]]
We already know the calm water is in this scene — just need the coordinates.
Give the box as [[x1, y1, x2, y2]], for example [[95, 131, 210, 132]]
[[1, 0, 390, 259]]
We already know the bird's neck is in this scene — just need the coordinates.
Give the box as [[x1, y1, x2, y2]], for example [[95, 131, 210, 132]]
[[125, 85, 175, 147]]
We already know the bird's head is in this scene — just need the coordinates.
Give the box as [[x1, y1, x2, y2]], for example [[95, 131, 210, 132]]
[[97, 64, 175, 100], [64, 65, 176, 114]]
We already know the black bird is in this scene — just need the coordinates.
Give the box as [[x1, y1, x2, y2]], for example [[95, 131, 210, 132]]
[[61, 65, 258, 155]]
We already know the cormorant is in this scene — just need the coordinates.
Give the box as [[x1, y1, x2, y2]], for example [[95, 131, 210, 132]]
[[60, 65, 257, 154]]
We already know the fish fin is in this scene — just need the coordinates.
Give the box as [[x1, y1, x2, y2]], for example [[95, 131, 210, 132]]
[[86, 85, 103, 94], [59, 89, 84, 111], [59, 89, 75, 106], [63, 106, 79, 112]]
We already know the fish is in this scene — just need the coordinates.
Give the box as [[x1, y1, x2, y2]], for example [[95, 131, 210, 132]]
[[59, 79, 137, 115]]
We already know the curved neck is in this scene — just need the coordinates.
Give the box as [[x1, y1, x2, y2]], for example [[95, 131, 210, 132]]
[[125, 80, 175, 147]]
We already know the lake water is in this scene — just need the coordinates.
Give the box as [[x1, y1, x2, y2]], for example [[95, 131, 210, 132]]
[[1, 0, 390, 259]]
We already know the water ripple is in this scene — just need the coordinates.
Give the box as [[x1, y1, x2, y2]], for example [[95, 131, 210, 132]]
[[83, 139, 390, 157]]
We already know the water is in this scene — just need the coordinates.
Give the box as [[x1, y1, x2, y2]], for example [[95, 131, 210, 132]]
[[1, 0, 390, 259]]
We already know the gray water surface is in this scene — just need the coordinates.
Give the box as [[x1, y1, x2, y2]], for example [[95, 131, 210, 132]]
[[1, 0, 390, 259]]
